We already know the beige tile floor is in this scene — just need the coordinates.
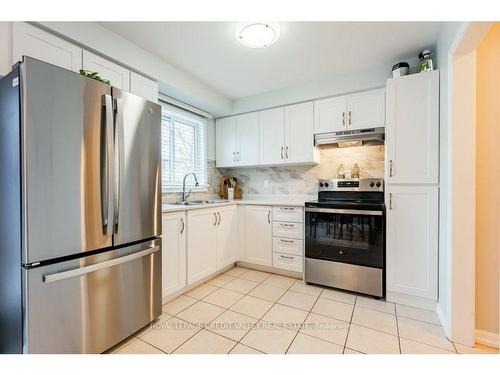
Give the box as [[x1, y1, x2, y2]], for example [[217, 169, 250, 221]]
[[108, 266, 499, 355]]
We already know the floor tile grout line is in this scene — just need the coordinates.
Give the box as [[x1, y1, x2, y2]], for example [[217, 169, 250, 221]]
[[284, 286, 323, 354], [394, 304, 402, 354], [342, 296, 356, 354], [234, 274, 299, 354], [134, 335, 170, 354]]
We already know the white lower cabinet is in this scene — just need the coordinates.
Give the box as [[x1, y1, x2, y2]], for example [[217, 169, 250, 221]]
[[216, 205, 238, 269], [242, 205, 273, 267], [187, 205, 238, 285], [272, 206, 304, 273], [187, 208, 218, 284], [273, 253, 302, 273], [161, 212, 187, 297], [386, 185, 438, 300]]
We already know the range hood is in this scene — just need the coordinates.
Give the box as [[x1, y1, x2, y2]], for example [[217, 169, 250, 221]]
[[314, 127, 385, 148]]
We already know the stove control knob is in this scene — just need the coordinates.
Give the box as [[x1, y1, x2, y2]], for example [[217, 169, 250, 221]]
[[376, 181, 381, 188], [369, 181, 375, 188], [319, 182, 324, 188], [324, 182, 329, 188]]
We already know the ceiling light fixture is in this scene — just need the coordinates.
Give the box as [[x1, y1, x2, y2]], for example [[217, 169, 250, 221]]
[[235, 22, 280, 48]]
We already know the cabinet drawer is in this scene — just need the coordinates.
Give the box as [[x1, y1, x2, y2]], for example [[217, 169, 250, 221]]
[[273, 237, 302, 256], [272, 206, 303, 223], [273, 252, 303, 273], [273, 222, 303, 239]]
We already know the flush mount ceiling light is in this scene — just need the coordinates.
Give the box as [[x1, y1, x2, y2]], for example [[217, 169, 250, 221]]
[[235, 22, 280, 48]]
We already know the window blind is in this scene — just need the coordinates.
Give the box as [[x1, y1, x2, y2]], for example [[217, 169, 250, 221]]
[[160, 102, 208, 192]]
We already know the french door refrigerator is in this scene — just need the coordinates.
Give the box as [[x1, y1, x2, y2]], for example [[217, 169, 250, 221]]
[[0, 57, 162, 353]]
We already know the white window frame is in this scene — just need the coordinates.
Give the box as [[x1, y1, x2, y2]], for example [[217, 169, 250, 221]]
[[160, 101, 209, 193]]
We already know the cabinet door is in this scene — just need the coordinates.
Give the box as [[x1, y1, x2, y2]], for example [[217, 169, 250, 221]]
[[386, 185, 438, 299], [313, 96, 347, 134], [130, 71, 158, 103], [259, 107, 285, 165], [216, 205, 238, 269], [82, 50, 130, 90], [12, 22, 82, 72], [285, 101, 318, 164], [187, 209, 217, 284], [242, 206, 272, 267], [236, 112, 259, 166], [216, 116, 237, 168], [162, 212, 186, 297], [346, 89, 385, 130], [386, 71, 439, 184]]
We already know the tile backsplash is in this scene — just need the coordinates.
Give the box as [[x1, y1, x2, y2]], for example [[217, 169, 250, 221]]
[[220, 145, 385, 196]]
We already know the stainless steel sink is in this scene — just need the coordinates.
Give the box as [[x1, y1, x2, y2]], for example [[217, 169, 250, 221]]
[[169, 199, 230, 206]]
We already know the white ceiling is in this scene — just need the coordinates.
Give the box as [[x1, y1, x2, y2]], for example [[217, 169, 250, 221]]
[[100, 22, 443, 100]]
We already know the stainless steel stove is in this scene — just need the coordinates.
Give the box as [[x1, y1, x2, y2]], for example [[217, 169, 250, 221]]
[[304, 178, 385, 297]]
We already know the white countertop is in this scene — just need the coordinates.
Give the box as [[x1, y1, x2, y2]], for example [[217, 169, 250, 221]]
[[162, 194, 314, 213]]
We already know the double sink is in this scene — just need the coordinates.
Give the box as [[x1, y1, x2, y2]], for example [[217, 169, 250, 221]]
[[170, 199, 230, 206]]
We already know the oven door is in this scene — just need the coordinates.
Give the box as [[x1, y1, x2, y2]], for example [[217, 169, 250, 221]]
[[305, 207, 384, 268]]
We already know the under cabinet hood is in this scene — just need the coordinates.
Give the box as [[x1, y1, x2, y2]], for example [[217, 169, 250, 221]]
[[314, 127, 385, 148]]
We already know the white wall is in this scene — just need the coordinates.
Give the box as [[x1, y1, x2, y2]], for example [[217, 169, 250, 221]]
[[34, 22, 232, 116], [435, 21, 463, 337], [230, 59, 418, 115], [0, 22, 11, 76]]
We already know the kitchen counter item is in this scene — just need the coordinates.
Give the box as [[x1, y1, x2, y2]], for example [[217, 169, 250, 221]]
[[418, 49, 433, 72], [392, 62, 410, 78]]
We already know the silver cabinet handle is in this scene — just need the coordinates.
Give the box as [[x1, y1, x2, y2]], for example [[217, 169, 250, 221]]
[[280, 207, 294, 211], [389, 160, 393, 177], [389, 193, 393, 210], [217, 212, 221, 226], [280, 239, 294, 244], [268, 210, 271, 224], [213, 212, 217, 226], [348, 110, 352, 126], [237, 151, 240, 162], [280, 223, 294, 227], [285, 146, 289, 159], [280, 254, 294, 260], [101, 94, 114, 236], [233, 152, 236, 162], [180, 217, 185, 234], [342, 111, 345, 126], [280, 146, 284, 159], [43, 246, 160, 283]]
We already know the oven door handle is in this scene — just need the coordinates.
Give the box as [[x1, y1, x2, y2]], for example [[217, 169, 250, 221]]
[[305, 207, 383, 216]]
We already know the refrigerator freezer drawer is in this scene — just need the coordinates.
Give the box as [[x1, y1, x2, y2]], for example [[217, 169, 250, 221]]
[[23, 239, 161, 354]]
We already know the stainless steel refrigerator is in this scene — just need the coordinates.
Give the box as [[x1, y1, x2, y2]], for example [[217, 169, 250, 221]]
[[0, 57, 162, 354]]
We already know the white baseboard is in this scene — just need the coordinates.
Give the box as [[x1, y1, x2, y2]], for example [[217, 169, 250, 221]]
[[436, 303, 451, 338], [386, 291, 436, 311], [475, 329, 499, 349]]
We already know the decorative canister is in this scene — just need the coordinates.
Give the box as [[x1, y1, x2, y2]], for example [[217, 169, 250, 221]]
[[391, 62, 410, 78], [418, 49, 434, 72]]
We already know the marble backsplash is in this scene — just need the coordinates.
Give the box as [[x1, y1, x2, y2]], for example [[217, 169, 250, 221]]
[[220, 145, 385, 196]]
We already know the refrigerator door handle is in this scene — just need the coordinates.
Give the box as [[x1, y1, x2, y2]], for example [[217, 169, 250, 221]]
[[42, 245, 160, 284], [113, 97, 124, 235], [101, 94, 114, 236]]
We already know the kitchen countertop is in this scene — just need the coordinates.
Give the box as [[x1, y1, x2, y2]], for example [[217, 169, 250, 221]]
[[162, 194, 314, 213]]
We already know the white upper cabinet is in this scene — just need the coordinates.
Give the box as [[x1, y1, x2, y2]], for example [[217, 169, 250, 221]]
[[386, 71, 439, 184], [259, 107, 285, 165], [12, 22, 82, 73], [162, 212, 187, 298], [236, 112, 259, 166], [216, 116, 237, 168], [314, 96, 347, 134], [82, 50, 130, 90], [346, 89, 385, 130], [313, 89, 385, 134], [130, 71, 158, 103], [386, 185, 438, 300], [285, 101, 319, 164], [216, 113, 259, 167]]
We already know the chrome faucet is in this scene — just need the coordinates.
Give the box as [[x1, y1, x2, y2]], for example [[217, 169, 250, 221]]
[[181, 172, 199, 203]]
